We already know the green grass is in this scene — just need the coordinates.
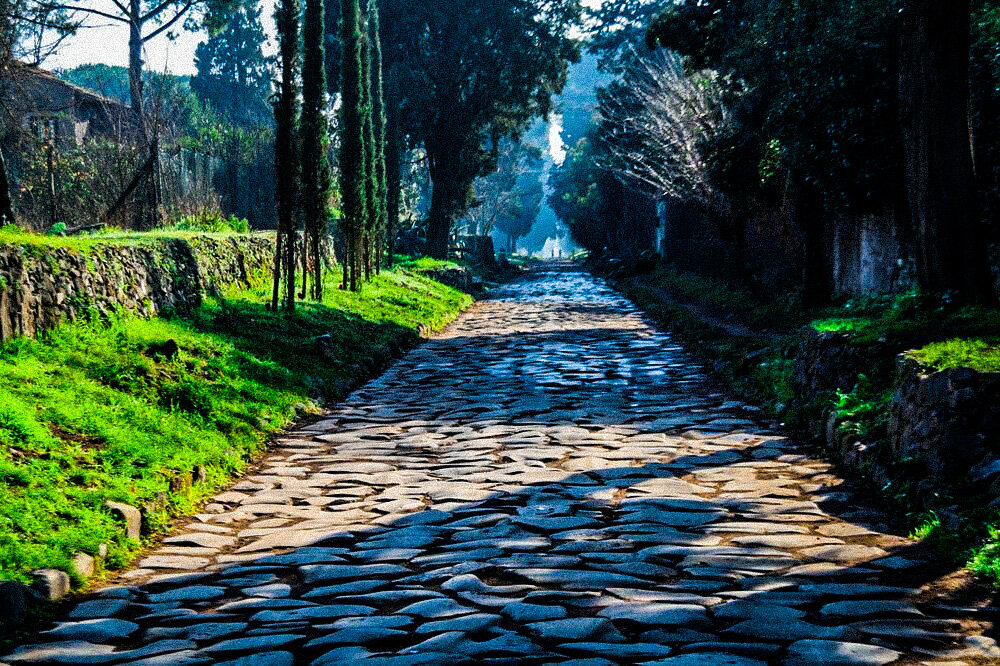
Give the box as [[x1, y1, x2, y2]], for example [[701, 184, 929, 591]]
[[0, 224, 270, 253], [909, 338, 1000, 373], [0, 265, 471, 586], [812, 318, 870, 334], [395, 256, 465, 272]]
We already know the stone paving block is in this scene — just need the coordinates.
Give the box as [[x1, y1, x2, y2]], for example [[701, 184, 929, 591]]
[[0, 266, 991, 665]]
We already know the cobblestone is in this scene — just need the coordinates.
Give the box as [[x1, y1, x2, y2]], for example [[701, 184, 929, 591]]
[[3, 265, 993, 664]]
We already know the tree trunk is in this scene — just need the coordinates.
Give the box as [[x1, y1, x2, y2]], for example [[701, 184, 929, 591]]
[[798, 183, 831, 308], [0, 147, 16, 226], [426, 152, 455, 260], [271, 229, 284, 311], [275, 0, 301, 312], [384, 66, 402, 267], [128, 0, 145, 131], [899, 0, 995, 302]]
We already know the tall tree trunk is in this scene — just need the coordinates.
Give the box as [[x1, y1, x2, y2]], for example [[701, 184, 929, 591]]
[[302, 0, 328, 301], [426, 151, 455, 260], [899, 0, 995, 302], [360, 21, 376, 280], [271, 230, 284, 311], [0, 147, 16, 227], [368, 0, 387, 274], [128, 0, 145, 130], [276, 0, 302, 312], [339, 0, 367, 291], [384, 65, 402, 267]]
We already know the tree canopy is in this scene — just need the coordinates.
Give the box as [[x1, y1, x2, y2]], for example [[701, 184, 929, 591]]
[[379, 0, 582, 258], [191, 1, 273, 127]]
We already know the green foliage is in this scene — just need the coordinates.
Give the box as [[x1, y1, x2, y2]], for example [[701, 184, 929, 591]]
[[191, 1, 275, 127], [910, 339, 1000, 373], [469, 139, 544, 247], [833, 375, 891, 440], [379, 0, 582, 257], [812, 318, 869, 334], [0, 264, 470, 584], [969, 523, 1000, 585], [11, 138, 143, 232], [648, 0, 900, 213], [549, 135, 625, 255], [171, 212, 250, 233]]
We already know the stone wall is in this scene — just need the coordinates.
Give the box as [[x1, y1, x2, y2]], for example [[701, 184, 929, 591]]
[[792, 329, 888, 403], [890, 357, 1000, 488], [420, 267, 475, 294], [0, 234, 274, 342], [793, 332, 1000, 504]]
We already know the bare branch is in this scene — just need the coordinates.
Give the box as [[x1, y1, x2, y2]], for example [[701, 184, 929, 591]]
[[141, 0, 194, 41], [33, 2, 127, 24], [597, 47, 731, 210]]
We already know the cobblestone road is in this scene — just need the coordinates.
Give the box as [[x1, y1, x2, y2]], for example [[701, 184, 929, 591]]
[[4, 265, 998, 665]]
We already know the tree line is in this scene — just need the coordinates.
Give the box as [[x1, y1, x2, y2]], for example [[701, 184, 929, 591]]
[[554, 0, 1000, 306], [0, 0, 583, 271]]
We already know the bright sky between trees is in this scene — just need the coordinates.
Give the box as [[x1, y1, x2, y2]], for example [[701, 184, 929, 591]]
[[45, 0, 604, 76]]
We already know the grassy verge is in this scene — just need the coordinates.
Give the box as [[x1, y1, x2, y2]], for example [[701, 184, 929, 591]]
[[615, 263, 1000, 587], [0, 262, 472, 586]]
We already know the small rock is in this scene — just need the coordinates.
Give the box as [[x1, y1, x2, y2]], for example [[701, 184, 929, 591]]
[[31, 569, 70, 601], [71, 553, 95, 580], [44, 618, 139, 642], [105, 501, 142, 540], [68, 598, 129, 619]]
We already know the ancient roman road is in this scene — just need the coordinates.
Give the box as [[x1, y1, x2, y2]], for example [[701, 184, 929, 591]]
[[4, 265, 998, 665]]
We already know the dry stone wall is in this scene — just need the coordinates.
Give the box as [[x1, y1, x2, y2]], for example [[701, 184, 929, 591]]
[[793, 329, 1000, 505], [0, 234, 274, 342], [890, 357, 1000, 488]]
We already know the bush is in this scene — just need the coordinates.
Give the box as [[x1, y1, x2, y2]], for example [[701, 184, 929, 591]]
[[171, 212, 251, 234]]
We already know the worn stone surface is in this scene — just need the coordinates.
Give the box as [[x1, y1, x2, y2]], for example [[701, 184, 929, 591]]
[[1, 265, 992, 663]]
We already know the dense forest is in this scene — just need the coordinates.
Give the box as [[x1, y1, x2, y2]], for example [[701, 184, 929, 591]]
[[553, 0, 1000, 307]]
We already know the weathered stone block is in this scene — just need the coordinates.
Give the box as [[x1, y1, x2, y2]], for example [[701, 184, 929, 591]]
[[71, 553, 95, 579], [105, 501, 142, 540], [31, 569, 70, 600]]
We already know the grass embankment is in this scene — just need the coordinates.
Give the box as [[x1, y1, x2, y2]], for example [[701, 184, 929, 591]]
[[0, 254, 472, 587], [618, 263, 1000, 586]]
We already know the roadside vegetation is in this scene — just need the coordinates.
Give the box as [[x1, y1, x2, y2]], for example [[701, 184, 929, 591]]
[[617, 263, 1000, 587], [0, 246, 471, 586]]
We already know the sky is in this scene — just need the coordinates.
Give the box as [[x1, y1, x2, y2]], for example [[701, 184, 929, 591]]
[[47, 0, 279, 76], [45, 0, 603, 76]]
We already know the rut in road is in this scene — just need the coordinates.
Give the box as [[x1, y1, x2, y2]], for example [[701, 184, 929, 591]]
[[4, 264, 997, 665]]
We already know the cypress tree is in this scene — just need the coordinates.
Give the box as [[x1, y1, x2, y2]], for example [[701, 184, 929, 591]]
[[274, 0, 301, 312], [360, 13, 376, 280], [384, 64, 402, 268], [368, 0, 388, 273], [302, 0, 330, 300], [339, 0, 367, 292]]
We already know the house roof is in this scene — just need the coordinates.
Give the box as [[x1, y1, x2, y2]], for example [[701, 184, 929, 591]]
[[11, 62, 130, 111]]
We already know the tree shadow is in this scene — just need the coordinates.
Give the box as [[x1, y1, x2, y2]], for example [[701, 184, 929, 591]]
[[5, 264, 997, 665], [6, 421, 993, 665]]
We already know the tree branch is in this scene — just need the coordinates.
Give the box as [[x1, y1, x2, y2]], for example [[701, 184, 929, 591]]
[[142, 0, 195, 41]]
